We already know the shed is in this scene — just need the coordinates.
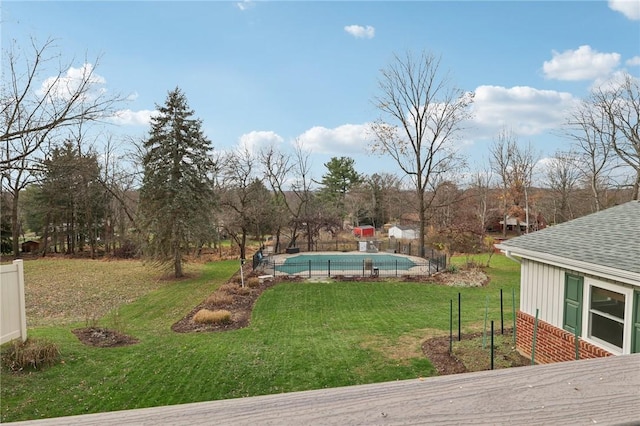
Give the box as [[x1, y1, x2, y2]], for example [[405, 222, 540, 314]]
[[21, 240, 40, 253], [388, 225, 417, 240], [495, 201, 640, 363], [353, 225, 375, 238]]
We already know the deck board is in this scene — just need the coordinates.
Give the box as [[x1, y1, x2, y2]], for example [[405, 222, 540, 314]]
[[9, 354, 640, 425]]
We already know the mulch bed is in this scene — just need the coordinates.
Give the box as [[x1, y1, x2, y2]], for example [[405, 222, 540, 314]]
[[72, 327, 139, 348], [171, 273, 283, 333], [422, 334, 468, 375]]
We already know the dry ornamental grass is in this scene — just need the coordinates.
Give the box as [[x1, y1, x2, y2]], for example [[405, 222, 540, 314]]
[[193, 309, 232, 324]]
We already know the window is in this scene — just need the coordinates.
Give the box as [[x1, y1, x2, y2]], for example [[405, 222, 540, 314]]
[[563, 274, 583, 335], [589, 286, 625, 349], [563, 274, 637, 354], [632, 292, 640, 354]]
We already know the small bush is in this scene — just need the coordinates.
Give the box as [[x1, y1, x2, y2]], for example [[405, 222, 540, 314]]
[[446, 264, 459, 273], [193, 309, 231, 324], [206, 293, 234, 306], [246, 277, 260, 288], [218, 283, 239, 294], [237, 286, 252, 295], [1, 338, 61, 372]]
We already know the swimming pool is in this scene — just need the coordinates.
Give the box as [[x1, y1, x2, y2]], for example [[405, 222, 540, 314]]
[[273, 252, 422, 276]]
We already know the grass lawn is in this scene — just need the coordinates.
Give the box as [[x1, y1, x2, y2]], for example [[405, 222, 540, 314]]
[[1, 254, 520, 422]]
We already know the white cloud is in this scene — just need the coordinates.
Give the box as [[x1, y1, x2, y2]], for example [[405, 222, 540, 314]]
[[471, 85, 577, 137], [344, 25, 375, 39], [238, 130, 283, 154], [236, 1, 254, 11], [626, 56, 640, 67], [110, 109, 158, 126], [542, 45, 620, 81], [37, 63, 107, 102], [608, 0, 640, 20], [126, 91, 139, 101], [297, 124, 370, 154]]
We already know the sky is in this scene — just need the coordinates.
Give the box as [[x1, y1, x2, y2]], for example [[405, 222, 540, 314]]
[[2, 0, 640, 185]]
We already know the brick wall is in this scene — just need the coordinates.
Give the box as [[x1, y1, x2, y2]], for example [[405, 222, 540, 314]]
[[516, 311, 612, 364]]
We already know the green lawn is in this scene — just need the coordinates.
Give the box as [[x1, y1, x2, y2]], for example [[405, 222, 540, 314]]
[[1, 254, 520, 422]]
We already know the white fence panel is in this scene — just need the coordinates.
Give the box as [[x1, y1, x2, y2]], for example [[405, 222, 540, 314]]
[[1, 259, 27, 344]]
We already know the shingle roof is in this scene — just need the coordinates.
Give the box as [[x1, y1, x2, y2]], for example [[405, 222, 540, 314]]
[[498, 201, 640, 274]]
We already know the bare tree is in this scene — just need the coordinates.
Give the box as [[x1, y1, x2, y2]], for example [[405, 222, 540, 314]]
[[543, 151, 582, 223], [489, 129, 539, 235], [469, 168, 493, 236], [0, 131, 39, 257], [592, 73, 640, 200], [2, 37, 120, 165], [218, 145, 274, 260], [1, 37, 122, 257], [489, 129, 516, 237], [564, 97, 618, 211], [369, 51, 473, 256], [98, 136, 141, 255], [260, 140, 314, 251]]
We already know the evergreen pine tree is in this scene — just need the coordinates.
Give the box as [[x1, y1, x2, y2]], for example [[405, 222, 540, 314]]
[[139, 88, 215, 277]]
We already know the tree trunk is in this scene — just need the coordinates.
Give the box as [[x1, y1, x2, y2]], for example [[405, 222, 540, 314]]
[[11, 192, 21, 259], [174, 242, 183, 278], [418, 188, 427, 258], [590, 174, 601, 212]]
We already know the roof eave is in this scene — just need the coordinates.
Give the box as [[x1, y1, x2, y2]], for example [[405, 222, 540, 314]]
[[495, 244, 640, 287]]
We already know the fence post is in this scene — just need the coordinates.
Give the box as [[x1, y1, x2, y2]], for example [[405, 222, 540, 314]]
[[500, 289, 504, 335], [532, 308, 539, 365], [1, 260, 27, 344], [490, 320, 495, 370], [328, 259, 331, 278], [483, 295, 489, 349], [449, 299, 453, 354], [512, 288, 517, 345], [458, 292, 461, 341]]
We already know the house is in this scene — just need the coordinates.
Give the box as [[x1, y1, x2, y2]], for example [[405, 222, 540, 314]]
[[352, 225, 375, 238], [21, 240, 40, 253], [495, 201, 640, 363], [388, 225, 417, 240], [485, 209, 547, 234]]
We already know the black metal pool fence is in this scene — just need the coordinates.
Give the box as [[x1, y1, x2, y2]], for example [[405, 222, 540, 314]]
[[268, 240, 437, 258], [257, 254, 447, 278]]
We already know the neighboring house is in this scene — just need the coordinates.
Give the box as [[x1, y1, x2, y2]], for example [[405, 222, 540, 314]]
[[495, 201, 640, 363], [486, 210, 547, 233], [499, 216, 528, 232], [388, 225, 417, 240], [21, 240, 40, 253], [353, 225, 375, 238]]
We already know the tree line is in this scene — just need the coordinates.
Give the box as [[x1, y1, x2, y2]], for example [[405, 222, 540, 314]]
[[2, 41, 638, 277]]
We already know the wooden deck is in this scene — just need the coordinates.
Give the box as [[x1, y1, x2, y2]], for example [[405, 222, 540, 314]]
[[10, 354, 640, 425]]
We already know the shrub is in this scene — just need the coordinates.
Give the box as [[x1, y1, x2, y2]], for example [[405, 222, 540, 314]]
[[246, 277, 260, 288], [193, 309, 231, 325], [206, 293, 234, 306], [1, 338, 61, 372], [113, 240, 138, 259], [237, 286, 252, 295], [218, 283, 239, 294]]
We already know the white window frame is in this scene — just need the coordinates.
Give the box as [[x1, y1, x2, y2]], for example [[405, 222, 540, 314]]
[[582, 277, 634, 355]]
